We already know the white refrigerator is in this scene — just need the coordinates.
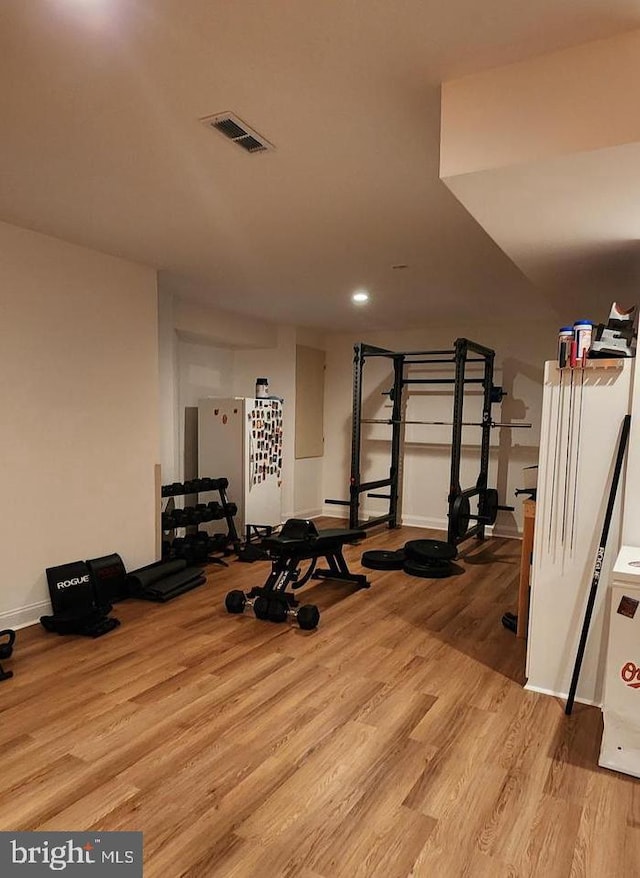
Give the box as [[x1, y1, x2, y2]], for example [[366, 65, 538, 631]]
[[198, 397, 283, 535]]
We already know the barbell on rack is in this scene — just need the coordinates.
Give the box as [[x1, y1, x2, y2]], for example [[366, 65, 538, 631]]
[[361, 418, 532, 428]]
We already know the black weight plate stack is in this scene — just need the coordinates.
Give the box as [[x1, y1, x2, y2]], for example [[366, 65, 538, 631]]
[[361, 549, 406, 571], [403, 558, 453, 579], [451, 494, 471, 538], [481, 488, 499, 525], [404, 539, 457, 563]]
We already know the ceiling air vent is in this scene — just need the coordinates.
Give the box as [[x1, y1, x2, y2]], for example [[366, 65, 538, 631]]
[[200, 112, 274, 154]]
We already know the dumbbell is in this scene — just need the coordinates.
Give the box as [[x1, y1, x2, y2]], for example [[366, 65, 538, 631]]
[[207, 501, 223, 519], [209, 533, 230, 553], [171, 508, 189, 527], [178, 538, 206, 564], [224, 592, 319, 629], [254, 596, 319, 629], [190, 504, 207, 524], [177, 507, 193, 525], [200, 477, 214, 491], [162, 482, 183, 497]]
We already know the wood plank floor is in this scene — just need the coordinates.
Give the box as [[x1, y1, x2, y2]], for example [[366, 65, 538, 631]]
[[2, 523, 638, 877]]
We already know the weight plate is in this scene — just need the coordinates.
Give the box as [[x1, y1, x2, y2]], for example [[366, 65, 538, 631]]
[[450, 494, 471, 539], [481, 488, 499, 525], [361, 549, 406, 571], [404, 539, 457, 563], [402, 558, 453, 579]]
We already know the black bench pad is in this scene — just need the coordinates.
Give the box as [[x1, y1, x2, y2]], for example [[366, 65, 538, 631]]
[[262, 528, 366, 557]]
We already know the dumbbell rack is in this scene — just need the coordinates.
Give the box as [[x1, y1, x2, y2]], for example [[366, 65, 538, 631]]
[[161, 478, 240, 562]]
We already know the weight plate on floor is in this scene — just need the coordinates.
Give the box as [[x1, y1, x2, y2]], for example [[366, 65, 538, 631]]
[[404, 539, 457, 563], [361, 549, 406, 571], [402, 558, 454, 579]]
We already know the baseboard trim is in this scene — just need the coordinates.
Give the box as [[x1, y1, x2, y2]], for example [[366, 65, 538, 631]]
[[294, 507, 324, 520], [321, 507, 350, 520], [400, 513, 448, 531], [321, 507, 522, 539], [0, 600, 50, 631], [524, 682, 601, 709]]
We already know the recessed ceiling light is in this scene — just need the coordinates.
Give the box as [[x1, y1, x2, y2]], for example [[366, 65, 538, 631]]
[[352, 290, 370, 304]]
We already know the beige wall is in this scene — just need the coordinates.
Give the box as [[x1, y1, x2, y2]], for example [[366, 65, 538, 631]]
[[0, 221, 159, 627], [441, 29, 640, 178], [159, 290, 328, 521], [322, 320, 557, 535], [232, 326, 298, 520]]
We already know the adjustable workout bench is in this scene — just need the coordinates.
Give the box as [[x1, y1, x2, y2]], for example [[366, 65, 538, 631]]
[[224, 518, 369, 629]]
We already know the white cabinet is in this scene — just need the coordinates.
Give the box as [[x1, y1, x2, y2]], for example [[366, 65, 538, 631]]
[[198, 397, 283, 536], [599, 546, 640, 778], [526, 360, 632, 705]]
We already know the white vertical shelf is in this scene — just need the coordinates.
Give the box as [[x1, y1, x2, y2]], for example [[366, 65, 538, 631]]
[[526, 359, 632, 705]]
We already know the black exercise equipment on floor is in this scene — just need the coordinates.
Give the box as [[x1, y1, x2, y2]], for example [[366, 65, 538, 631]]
[[402, 557, 454, 579], [87, 553, 128, 603], [126, 559, 206, 603], [0, 629, 16, 681], [161, 476, 240, 561], [41, 560, 120, 638], [325, 338, 526, 546], [361, 549, 406, 570], [41, 608, 121, 638], [361, 537, 459, 580], [404, 539, 457, 563], [165, 533, 230, 566], [225, 518, 369, 629]]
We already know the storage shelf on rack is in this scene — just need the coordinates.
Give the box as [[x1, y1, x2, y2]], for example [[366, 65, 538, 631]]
[[554, 358, 626, 372]]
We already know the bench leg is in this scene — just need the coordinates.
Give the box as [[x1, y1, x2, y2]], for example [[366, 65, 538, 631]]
[[313, 551, 370, 588]]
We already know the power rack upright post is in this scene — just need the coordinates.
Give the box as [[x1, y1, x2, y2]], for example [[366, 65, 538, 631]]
[[326, 337, 520, 546]]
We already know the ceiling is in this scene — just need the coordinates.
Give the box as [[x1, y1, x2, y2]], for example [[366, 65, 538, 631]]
[[445, 142, 640, 320], [1, 0, 639, 330]]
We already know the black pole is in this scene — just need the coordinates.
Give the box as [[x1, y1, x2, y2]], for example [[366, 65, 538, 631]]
[[476, 349, 495, 541], [447, 339, 467, 544], [389, 356, 404, 527], [349, 344, 365, 529], [565, 413, 631, 715]]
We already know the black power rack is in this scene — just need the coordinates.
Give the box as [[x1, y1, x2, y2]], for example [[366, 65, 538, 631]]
[[326, 338, 521, 547]]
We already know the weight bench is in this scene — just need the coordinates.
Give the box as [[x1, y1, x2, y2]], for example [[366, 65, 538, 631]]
[[224, 519, 369, 629]]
